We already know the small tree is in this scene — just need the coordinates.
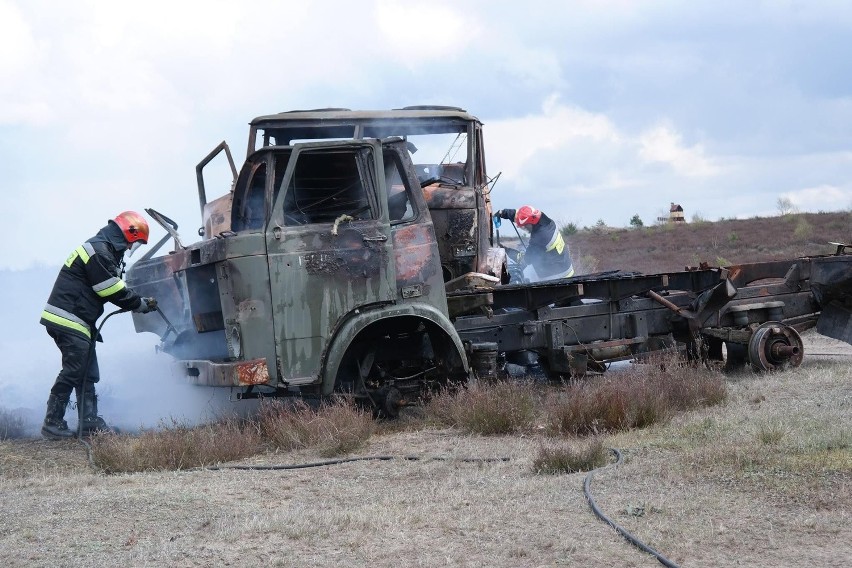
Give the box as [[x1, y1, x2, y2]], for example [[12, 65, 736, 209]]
[[777, 196, 798, 216], [560, 222, 578, 237], [629, 214, 644, 228]]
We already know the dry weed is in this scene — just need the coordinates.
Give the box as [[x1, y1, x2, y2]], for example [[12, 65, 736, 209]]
[[0, 408, 26, 440], [547, 355, 727, 435], [90, 415, 262, 473], [425, 380, 537, 435], [257, 399, 375, 457], [532, 436, 607, 474]]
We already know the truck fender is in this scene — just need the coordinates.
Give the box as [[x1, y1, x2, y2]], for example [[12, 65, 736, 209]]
[[320, 303, 470, 395]]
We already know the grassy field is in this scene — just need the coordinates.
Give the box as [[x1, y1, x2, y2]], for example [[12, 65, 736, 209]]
[[1, 212, 850, 566], [0, 332, 849, 567]]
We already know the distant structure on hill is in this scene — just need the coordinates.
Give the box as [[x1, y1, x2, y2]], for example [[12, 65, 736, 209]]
[[658, 202, 686, 224]]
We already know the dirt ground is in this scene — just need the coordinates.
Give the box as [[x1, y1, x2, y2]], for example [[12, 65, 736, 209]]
[[1, 330, 850, 568]]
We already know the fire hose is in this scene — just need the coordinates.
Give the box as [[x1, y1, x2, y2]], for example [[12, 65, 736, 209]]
[[202, 449, 681, 567], [77, 306, 680, 566], [76, 304, 175, 458]]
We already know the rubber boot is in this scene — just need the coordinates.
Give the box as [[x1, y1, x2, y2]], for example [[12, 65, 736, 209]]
[[76, 386, 118, 435], [41, 393, 74, 440]]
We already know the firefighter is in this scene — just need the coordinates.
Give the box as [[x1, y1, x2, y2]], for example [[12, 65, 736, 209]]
[[495, 205, 574, 282], [39, 211, 158, 439]]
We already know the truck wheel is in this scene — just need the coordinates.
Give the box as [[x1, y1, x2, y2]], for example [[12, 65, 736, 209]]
[[748, 322, 804, 372]]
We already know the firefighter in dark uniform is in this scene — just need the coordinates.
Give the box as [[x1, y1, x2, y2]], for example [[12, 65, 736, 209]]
[[495, 205, 574, 282], [39, 211, 157, 439]]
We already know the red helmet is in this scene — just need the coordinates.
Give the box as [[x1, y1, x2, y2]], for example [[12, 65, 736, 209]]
[[113, 211, 149, 244], [515, 205, 541, 227]]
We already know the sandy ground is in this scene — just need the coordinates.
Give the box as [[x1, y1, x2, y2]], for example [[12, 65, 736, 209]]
[[0, 330, 850, 567]]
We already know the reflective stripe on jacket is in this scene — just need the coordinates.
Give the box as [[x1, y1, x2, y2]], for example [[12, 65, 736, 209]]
[[525, 213, 574, 279], [40, 222, 143, 338]]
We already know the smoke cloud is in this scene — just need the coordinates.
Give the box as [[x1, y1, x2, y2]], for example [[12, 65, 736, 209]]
[[0, 266, 245, 437]]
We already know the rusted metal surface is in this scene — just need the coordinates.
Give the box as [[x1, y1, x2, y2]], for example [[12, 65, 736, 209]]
[[748, 322, 804, 371], [236, 358, 270, 385], [392, 224, 437, 283], [422, 184, 477, 209]]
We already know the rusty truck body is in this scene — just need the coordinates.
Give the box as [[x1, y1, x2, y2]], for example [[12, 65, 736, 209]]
[[126, 107, 852, 415]]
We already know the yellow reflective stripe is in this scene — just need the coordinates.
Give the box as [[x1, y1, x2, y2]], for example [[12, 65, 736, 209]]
[[76, 245, 91, 263], [41, 310, 91, 338], [546, 232, 565, 255], [64, 250, 78, 268], [95, 279, 126, 298], [64, 245, 92, 268]]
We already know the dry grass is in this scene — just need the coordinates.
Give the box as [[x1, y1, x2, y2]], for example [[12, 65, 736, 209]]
[[1, 343, 850, 567], [546, 356, 727, 435], [0, 408, 26, 440], [424, 380, 538, 435], [90, 416, 263, 473], [532, 437, 608, 474], [91, 399, 377, 472], [87, 356, 724, 474], [257, 399, 375, 457]]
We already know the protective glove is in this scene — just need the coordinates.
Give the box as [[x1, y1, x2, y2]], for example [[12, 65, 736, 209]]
[[134, 297, 158, 314]]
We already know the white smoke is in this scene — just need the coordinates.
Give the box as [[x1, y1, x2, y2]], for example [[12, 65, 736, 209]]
[[0, 267, 245, 437]]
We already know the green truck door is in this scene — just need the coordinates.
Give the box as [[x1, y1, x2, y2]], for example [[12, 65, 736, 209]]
[[265, 140, 396, 384]]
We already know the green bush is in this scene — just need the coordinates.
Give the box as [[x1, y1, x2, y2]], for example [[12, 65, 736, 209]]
[[793, 219, 813, 241]]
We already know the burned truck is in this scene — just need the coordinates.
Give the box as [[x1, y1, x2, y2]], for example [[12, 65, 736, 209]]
[[127, 107, 852, 415]]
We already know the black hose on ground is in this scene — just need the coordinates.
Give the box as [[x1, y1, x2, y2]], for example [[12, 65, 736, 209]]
[[81, 426, 680, 567], [204, 455, 511, 471], [76, 308, 128, 468], [584, 448, 681, 568]]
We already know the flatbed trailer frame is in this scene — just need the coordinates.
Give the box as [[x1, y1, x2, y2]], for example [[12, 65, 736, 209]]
[[447, 253, 852, 377]]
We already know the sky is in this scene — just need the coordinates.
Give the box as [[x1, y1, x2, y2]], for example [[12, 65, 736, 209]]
[[3, 0, 852, 272], [3, 0, 852, 427]]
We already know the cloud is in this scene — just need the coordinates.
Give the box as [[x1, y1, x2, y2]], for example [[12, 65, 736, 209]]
[[781, 184, 852, 212], [3, 1, 852, 269], [638, 123, 720, 177], [375, 1, 475, 63]]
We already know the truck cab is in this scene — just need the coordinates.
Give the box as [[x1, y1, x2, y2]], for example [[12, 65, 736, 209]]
[[127, 137, 469, 415], [205, 106, 506, 283]]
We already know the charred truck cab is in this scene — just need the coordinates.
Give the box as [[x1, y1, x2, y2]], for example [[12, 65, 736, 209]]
[[128, 136, 469, 414], [128, 106, 852, 414]]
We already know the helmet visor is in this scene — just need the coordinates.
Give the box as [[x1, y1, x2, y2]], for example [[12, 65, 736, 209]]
[[127, 240, 144, 258]]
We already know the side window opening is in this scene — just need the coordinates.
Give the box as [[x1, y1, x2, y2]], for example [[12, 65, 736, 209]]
[[384, 150, 416, 224], [283, 149, 374, 226]]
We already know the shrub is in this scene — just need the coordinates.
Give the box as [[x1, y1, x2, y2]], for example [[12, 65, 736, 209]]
[[0, 408, 26, 440], [532, 437, 607, 474], [560, 222, 578, 237], [579, 254, 600, 274], [691, 212, 707, 224], [425, 381, 537, 435], [90, 415, 263, 473], [546, 354, 726, 436], [629, 214, 644, 228], [793, 218, 813, 242], [727, 232, 739, 243], [258, 399, 375, 457], [756, 420, 786, 446]]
